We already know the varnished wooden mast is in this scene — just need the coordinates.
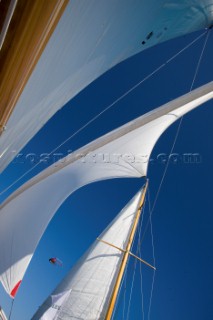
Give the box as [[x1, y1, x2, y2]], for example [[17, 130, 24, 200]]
[[0, 0, 69, 134], [105, 179, 149, 320]]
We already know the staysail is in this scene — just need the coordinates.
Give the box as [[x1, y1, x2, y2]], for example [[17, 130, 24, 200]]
[[0, 82, 212, 297], [0, 0, 212, 172], [32, 187, 146, 320]]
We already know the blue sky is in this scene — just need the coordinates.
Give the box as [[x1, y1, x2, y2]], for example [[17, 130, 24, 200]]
[[0, 29, 213, 319]]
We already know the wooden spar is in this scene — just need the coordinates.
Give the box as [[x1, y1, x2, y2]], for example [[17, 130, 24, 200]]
[[97, 238, 155, 270], [128, 251, 156, 270], [0, 0, 69, 135], [105, 180, 149, 320]]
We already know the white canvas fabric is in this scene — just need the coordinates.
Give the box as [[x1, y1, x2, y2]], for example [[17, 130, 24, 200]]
[[0, 82, 212, 296], [32, 189, 144, 319], [0, 0, 212, 172], [40, 290, 72, 320]]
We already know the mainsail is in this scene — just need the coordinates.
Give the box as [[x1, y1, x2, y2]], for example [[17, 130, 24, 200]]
[[32, 186, 146, 320], [0, 0, 212, 172], [0, 82, 212, 297]]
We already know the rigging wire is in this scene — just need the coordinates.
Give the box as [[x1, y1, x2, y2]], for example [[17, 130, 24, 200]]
[[112, 199, 146, 320], [190, 29, 210, 91], [147, 187, 156, 320], [112, 263, 130, 320], [126, 202, 146, 320], [8, 299, 14, 320], [121, 200, 146, 319], [126, 250, 138, 320], [122, 270, 127, 320], [139, 28, 211, 246], [114, 201, 146, 320], [112, 243, 131, 320], [128, 188, 156, 319], [126, 228, 140, 320], [0, 30, 208, 197], [137, 204, 146, 320], [135, 27, 210, 320]]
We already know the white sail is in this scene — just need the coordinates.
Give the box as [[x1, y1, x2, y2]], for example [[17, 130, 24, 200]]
[[0, 82, 212, 297], [0, 0, 212, 172], [0, 306, 7, 320], [32, 188, 144, 320]]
